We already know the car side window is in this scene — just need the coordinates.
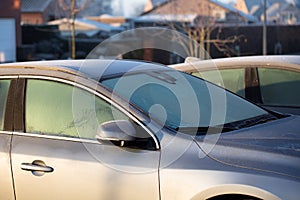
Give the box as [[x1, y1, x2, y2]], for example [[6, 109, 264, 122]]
[[192, 68, 245, 97], [25, 79, 128, 139], [258, 68, 300, 107], [0, 80, 11, 131]]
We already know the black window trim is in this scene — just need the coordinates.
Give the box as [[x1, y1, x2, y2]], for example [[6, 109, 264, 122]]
[[245, 67, 263, 104], [13, 78, 25, 132]]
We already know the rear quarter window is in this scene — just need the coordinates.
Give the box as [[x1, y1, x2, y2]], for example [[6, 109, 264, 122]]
[[258, 68, 300, 107]]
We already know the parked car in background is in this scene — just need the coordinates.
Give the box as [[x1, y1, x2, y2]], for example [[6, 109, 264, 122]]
[[171, 56, 300, 115], [0, 59, 300, 200]]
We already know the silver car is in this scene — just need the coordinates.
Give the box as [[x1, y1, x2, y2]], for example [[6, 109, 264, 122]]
[[171, 55, 300, 115], [0, 59, 299, 200]]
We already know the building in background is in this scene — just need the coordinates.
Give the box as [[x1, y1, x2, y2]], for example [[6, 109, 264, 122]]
[[48, 17, 124, 37], [21, 0, 65, 25], [141, 0, 257, 24], [236, 0, 300, 23], [0, 0, 21, 62]]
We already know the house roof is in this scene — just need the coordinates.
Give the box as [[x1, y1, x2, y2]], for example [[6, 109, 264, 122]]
[[244, 0, 287, 13], [48, 18, 123, 32], [237, 0, 291, 19], [21, 0, 53, 12], [142, 0, 257, 22], [135, 14, 198, 23], [266, 2, 300, 18], [210, 0, 258, 22]]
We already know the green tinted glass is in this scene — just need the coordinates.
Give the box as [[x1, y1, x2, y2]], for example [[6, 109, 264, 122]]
[[26, 79, 127, 139], [258, 68, 300, 107], [0, 80, 11, 131], [192, 68, 245, 97]]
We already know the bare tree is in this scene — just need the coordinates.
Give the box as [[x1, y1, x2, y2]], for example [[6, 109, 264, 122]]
[[153, 0, 247, 59], [180, 23, 246, 59], [58, 0, 89, 59], [210, 27, 247, 57]]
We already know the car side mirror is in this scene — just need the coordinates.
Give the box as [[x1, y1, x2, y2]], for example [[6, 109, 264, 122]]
[[96, 120, 137, 146], [96, 120, 157, 150]]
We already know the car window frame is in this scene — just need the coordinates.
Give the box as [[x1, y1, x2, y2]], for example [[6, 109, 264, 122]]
[[0, 76, 18, 132], [0, 76, 17, 200], [244, 67, 263, 104], [13, 75, 160, 150], [182, 62, 300, 105]]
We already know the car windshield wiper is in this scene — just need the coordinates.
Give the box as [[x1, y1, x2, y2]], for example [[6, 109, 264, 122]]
[[175, 125, 238, 135], [225, 114, 278, 130], [173, 114, 278, 135]]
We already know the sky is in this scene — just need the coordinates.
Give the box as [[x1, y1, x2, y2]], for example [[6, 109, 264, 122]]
[[111, 0, 148, 16]]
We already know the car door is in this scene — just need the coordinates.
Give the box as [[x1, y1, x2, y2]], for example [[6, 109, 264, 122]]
[[11, 77, 160, 200], [0, 78, 15, 199]]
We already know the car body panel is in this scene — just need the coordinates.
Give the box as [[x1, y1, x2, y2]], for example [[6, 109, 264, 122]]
[[159, 132, 299, 200], [0, 131, 15, 200], [171, 56, 300, 74], [195, 115, 300, 179], [263, 105, 299, 115], [1, 59, 300, 199], [0, 63, 161, 200], [0, 76, 15, 199], [11, 133, 160, 200]]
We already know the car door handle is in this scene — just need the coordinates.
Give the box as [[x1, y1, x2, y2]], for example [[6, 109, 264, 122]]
[[21, 160, 54, 173]]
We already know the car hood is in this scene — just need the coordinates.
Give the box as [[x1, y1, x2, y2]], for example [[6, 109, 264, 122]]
[[194, 115, 300, 179]]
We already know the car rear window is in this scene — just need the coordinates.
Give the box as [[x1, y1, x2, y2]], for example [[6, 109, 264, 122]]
[[258, 68, 300, 107]]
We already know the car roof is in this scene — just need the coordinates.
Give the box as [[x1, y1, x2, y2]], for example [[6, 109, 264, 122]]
[[200, 55, 300, 65], [0, 59, 169, 81], [170, 55, 300, 73]]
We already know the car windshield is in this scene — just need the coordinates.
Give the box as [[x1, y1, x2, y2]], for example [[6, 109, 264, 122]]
[[101, 69, 269, 132]]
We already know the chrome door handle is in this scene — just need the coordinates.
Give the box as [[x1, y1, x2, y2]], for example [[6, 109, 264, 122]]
[[21, 160, 54, 173]]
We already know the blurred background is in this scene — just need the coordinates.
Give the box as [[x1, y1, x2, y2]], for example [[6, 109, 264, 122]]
[[1, 0, 300, 64]]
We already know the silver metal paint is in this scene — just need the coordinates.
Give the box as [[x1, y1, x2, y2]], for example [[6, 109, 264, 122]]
[[0, 131, 15, 199], [2, 61, 300, 199]]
